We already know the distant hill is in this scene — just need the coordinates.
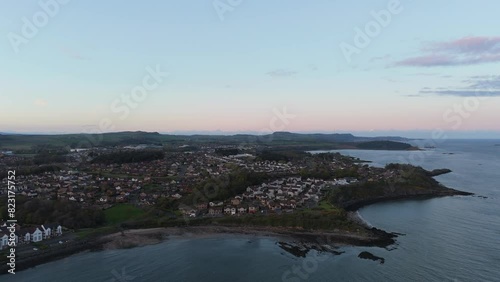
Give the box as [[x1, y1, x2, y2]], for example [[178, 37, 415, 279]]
[[355, 141, 415, 150], [0, 131, 415, 152]]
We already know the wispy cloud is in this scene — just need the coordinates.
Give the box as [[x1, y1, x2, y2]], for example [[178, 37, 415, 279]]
[[266, 69, 297, 78], [424, 37, 500, 54], [394, 36, 500, 67], [464, 75, 500, 88], [396, 54, 457, 67], [408, 72, 438, 77], [419, 89, 500, 97], [412, 75, 500, 97]]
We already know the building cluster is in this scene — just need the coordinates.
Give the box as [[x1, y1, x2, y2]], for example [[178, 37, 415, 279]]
[[0, 150, 13, 157], [0, 148, 388, 221], [0, 223, 63, 250], [207, 154, 301, 174], [0, 149, 309, 208], [0, 170, 171, 208], [179, 176, 356, 218]]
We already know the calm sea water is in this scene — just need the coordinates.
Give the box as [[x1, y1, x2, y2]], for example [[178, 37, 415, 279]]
[[8, 140, 500, 282]]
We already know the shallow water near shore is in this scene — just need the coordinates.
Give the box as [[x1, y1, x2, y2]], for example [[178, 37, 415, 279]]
[[9, 139, 500, 281]]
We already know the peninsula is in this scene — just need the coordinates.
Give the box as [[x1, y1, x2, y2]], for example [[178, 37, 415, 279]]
[[0, 132, 472, 273]]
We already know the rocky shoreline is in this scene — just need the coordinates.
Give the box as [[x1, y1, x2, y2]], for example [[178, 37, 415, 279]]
[[1, 222, 397, 275], [342, 189, 473, 211], [102, 224, 397, 250], [1, 189, 471, 275]]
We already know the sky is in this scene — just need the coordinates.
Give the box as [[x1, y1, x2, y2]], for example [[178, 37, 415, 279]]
[[1, 0, 499, 138]]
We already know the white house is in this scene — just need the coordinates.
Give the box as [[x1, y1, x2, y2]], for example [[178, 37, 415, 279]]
[[0, 229, 19, 249], [19, 229, 31, 243], [41, 225, 51, 239], [53, 224, 63, 236], [30, 228, 43, 242], [43, 224, 63, 237], [0, 233, 8, 250]]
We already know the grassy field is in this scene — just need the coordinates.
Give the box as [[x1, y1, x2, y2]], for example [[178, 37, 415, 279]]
[[317, 200, 336, 211], [104, 204, 146, 225], [142, 184, 166, 192], [75, 226, 120, 239]]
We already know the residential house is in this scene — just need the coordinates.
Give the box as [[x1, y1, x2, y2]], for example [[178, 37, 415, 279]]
[[179, 206, 197, 217], [0, 232, 8, 250], [0, 230, 17, 249], [231, 198, 241, 206], [196, 202, 208, 210], [41, 224, 63, 238], [209, 201, 224, 207], [30, 227, 43, 242], [18, 229, 32, 244], [208, 207, 223, 216], [249, 206, 258, 214], [52, 224, 63, 236]]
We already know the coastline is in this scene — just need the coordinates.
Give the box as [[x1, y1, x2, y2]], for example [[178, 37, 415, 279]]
[[341, 189, 473, 211], [101, 224, 396, 250], [1, 189, 471, 275], [1, 221, 396, 275]]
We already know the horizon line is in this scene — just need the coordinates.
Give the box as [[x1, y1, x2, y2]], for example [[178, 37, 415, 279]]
[[2, 130, 500, 140]]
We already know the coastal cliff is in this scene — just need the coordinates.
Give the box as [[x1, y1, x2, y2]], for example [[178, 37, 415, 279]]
[[328, 164, 472, 211]]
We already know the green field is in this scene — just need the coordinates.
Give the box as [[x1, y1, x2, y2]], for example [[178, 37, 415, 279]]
[[143, 184, 163, 191], [104, 204, 146, 225], [75, 226, 120, 239], [316, 200, 338, 212]]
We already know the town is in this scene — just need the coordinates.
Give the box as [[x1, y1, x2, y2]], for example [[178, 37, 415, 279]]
[[0, 134, 466, 278], [0, 146, 390, 209], [0, 142, 408, 252]]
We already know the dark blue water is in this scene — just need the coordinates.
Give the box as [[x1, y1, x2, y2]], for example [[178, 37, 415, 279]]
[[8, 140, 500, 282]]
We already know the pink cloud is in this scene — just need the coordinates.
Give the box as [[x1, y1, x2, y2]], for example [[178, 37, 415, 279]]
[[425, 36, 500, 54], [394, 54, 457, 67]]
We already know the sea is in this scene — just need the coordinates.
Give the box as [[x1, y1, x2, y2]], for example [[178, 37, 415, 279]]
[[7, 139, 500, 282]]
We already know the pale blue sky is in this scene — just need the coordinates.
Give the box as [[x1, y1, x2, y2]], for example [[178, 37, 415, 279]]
[[1, 0, 499, 138]]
